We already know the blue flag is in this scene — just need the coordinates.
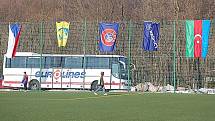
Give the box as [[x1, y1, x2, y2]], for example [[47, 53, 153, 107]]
[[143, 21, 160, 51], [99, 23, 119, 52]]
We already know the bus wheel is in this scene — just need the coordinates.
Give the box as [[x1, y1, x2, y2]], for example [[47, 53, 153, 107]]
[[29, 80, 40, 90], [91, 80, 98, 91]]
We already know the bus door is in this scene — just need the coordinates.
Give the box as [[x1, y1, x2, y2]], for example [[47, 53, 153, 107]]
[[111, 63, 121, 89]]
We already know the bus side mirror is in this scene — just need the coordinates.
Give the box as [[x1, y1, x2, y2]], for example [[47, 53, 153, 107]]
[[0, 74, 4, 80], [130, 63, 136, 71]]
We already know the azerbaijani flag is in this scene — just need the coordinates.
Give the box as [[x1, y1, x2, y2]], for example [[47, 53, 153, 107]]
[[5, 23, 22, 58], [186, 20, 210, 58], [56, 21, 70, 47]]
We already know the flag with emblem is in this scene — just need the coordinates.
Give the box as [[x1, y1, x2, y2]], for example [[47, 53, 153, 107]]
[[143, 21, 160, 51], [56, 21, 70, 47], [99, 23, 119, 52], [6, 23, 22, 58], [186, 20, 211, 58]]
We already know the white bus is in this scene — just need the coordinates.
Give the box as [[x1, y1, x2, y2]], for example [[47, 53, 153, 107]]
[[2, 52, 130, 90]]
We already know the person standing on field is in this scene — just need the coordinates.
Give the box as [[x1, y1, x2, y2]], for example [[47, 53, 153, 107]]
[[94, 72, 107, 95], [22, 72, 28, 91]]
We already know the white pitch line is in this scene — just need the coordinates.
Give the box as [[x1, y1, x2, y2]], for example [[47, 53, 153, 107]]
[[47, 93, 132, 101]]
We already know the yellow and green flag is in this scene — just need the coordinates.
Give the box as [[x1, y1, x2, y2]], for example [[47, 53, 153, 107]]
[[56, 21, 70, 47]]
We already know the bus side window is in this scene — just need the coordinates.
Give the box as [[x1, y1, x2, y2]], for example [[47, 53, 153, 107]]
[[86, 57, 109, 69], [10, 57, 27, 68], [52, 57, 62, 67], [45, 57, 64, 68], [45, 57, 52, 68], [27, 57, 41, 68], [64, 57, 83, 69]]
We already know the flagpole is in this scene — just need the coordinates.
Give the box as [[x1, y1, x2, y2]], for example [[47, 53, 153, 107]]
[[173, 20, 176, 93]]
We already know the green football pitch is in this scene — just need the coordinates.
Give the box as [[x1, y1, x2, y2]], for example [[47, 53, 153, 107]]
[[0, 91, 215, 121]]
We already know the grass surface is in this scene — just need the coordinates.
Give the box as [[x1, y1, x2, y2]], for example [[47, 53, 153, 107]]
[[0, 91, 215, 121]]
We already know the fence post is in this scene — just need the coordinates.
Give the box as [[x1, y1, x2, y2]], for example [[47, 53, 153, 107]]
[[128, 20, 132, 91], [39, 22, 44, 90], [173, 20, 176, 93], [83, 18, 87, 90]]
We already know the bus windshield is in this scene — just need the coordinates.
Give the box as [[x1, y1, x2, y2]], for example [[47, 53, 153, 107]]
[[119, 60, 129, 80], [111, 57, 129, 80]]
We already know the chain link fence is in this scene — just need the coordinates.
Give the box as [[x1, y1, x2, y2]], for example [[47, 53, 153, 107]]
[[0, 20, 214, 89]]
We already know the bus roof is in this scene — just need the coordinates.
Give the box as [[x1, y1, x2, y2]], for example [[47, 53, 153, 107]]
[[8, 52, 126, 58]]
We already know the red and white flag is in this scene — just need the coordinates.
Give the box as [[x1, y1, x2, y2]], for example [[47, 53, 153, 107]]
[[5, 23, 22, 58]]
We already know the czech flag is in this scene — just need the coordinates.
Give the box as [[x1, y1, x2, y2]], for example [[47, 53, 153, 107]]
[[186, 20, 211, 58], [5, 23, 22, 58], [99, 23, 119, 52]]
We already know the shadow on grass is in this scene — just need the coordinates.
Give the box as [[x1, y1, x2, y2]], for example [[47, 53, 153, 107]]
[[107, 93, 126, 96]]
